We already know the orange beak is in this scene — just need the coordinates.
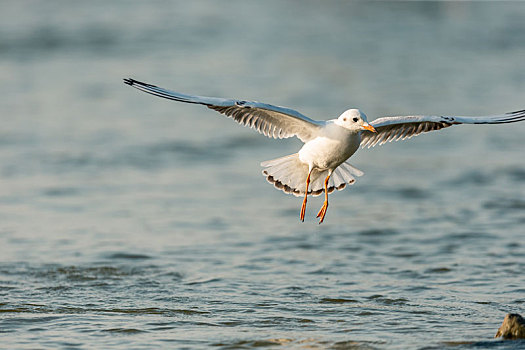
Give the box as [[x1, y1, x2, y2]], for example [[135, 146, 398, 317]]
[[362, 123, 377, 133]]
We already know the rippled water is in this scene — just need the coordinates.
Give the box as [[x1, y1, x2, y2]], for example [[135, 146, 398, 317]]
[[1, 1, 525, 349]]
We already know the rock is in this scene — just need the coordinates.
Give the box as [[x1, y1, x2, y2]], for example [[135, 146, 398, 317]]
[[495, 313, 525, 340]]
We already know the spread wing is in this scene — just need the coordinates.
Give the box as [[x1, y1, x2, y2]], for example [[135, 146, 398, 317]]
[[124, 79, 324, 142], [360, 110, 525, 148]]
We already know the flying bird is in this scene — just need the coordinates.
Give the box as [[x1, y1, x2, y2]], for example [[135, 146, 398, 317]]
[[124, 78, 525, 224]]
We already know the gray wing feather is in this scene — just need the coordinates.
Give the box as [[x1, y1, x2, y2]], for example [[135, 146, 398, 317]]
[[361, 110, 525, 148], [124, 78, 323, 142]]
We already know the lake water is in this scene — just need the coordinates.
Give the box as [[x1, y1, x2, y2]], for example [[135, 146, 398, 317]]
[[1, 1, 524, 349]]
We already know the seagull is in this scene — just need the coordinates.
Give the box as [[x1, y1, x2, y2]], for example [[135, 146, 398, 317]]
[[124, 78, 525, 224]]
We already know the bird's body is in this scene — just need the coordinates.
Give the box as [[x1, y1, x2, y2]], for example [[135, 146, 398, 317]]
[[124, 78, 525, 223], [299, 121, 360, 171]]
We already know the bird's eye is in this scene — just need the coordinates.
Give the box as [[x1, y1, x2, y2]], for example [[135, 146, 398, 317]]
[[352, 117, 359, 122]]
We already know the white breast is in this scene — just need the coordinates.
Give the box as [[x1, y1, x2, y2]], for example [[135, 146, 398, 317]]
[[298, 124, 360, 170]]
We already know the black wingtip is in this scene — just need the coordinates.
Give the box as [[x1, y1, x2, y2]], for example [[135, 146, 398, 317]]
[[507, 109, 525, 116], [123, 78, 157, 88], [123, 78, 135, 86]]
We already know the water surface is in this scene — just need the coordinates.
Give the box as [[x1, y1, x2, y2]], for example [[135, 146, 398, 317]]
[[1, 1, 524, 349]]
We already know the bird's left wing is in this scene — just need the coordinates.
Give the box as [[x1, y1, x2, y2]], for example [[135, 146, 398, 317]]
[[360, 110, 525, 148], [124, 79, 323, 142]]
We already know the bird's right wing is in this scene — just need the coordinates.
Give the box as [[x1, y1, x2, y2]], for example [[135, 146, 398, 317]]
[[360, 110, 525, 148], [124, 79, 324, 142]]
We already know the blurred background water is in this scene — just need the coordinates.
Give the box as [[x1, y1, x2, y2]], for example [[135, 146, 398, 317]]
[[1, 1, 524, 349]]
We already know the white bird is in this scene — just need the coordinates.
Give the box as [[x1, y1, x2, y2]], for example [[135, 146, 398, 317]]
[[124, 78, 525, 224]]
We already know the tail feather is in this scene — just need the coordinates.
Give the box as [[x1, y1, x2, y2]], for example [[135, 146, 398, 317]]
[[261, 153, 363, 197], [339, 162, 364, 177], [331, 171, 346, 189]]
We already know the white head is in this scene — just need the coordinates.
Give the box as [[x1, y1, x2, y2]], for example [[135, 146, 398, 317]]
[[334, 109, 377, 133]]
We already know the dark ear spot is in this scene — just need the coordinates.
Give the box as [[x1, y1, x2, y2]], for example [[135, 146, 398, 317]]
[[343, 117, 347, 122]]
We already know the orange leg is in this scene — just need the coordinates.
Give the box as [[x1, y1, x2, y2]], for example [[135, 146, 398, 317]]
[[300, 171, 312, 222], [316, 172, 332, 224]]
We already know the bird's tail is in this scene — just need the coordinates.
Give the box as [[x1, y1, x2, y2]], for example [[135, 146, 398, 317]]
[[261, 153, 364, 197]]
